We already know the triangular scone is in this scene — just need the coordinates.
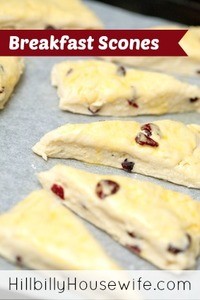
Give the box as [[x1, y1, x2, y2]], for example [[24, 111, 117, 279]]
[[33, 120, 200, 188], [52, 60, 200, 116], [0, 0, 102, 29], [0, 190, 117, 270], [0, 57, 24, 109], [38, 165, 200, 270], [104, 26, 200, 77]]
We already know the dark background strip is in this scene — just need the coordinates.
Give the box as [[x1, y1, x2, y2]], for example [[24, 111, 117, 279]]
[[95, 0, 200, 25]]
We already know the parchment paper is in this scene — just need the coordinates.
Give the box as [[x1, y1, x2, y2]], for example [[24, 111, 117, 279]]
[[0, 0, 199, 270]]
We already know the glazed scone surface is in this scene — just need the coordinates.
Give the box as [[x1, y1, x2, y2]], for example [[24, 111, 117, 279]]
[[0, 57, 24, 109], [0, 0, 103, 29], [38, 165, 200, 270], [52, 60, 200, 116], [0, 190, 117, 270], [32, 120, 200, 188]]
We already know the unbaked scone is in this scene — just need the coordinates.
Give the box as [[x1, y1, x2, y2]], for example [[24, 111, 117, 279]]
[[51, 60, 200, 116], [0, 190, 117, 270], [38, 165, 200, 270], [0, 0, 102, 29], [104, 26, 200, 77], [33, 120, 200, 188], [0, 57, 24, 109]]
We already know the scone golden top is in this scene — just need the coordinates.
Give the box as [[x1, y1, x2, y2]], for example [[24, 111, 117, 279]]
[[0, 0, 103, 29], [52, 60, 135, 111], [38, 165, 200, 269], [52, 60, 200, 116], [0, 57, 24, 109], [33, 120, 200, 188], [0, 190, 117, 270]]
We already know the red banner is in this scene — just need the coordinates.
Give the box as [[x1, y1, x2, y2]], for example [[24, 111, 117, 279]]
[[0, 29, 187, 57]]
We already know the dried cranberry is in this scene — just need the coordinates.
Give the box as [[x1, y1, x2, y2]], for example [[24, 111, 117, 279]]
[[0, 86, 5, 93], [190, 97, 199, 103], [127, 231, 136, 238], [51, 184, 64, 200], [16, 256, 22, 265], [88, 106, 101, 114], [141, 123, 161, 137], [168, 234, 191, 255], [135, 123, 161, 147], [45, 25, 56, 30], [168, 245, 182, 255], [128, 99, 139, 108], [127, 244, 141, 254], [135, 132, 159, 147], [117, 65, 126, 76], [141, 123, 152, 136], [121, 159, 135, 173], [96, 180, 120, 199], [66, 68, 73, 76]]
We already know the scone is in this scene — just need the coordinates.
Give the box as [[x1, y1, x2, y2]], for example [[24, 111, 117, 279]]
[[0, 0, 102, 29], [38, 165, 200, 270], [104, 26, 200, 77], [0, 57, 24, 109], [51, 60, 200, 116], [0, 190, 117, 270], [32, 120, 200, 188]]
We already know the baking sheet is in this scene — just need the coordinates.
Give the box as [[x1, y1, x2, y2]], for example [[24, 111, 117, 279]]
[[0, 0, 199, 270]]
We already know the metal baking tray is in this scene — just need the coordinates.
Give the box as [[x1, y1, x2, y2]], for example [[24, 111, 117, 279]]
[[0, 0, 199, 270]]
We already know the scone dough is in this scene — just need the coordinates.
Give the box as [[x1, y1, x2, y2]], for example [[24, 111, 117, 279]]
[[0, 190, 117, 270], [33, 120, 200, 188], [0, 0, 102, 29], [52, 60, 200, 116], [38, 165, 200, 270], [0, 57, 24, 109], [104, 27, 200, 77]]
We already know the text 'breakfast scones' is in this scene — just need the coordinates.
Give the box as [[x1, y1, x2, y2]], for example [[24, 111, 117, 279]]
[[0, 190, 117, 270], [38, 165, 200, 270], [104, 26, 200, 77], [0, 57, 24, 109], [33, 120, 200, 188], [0, 0, 102, 29], [51, 60, 200, 116]]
